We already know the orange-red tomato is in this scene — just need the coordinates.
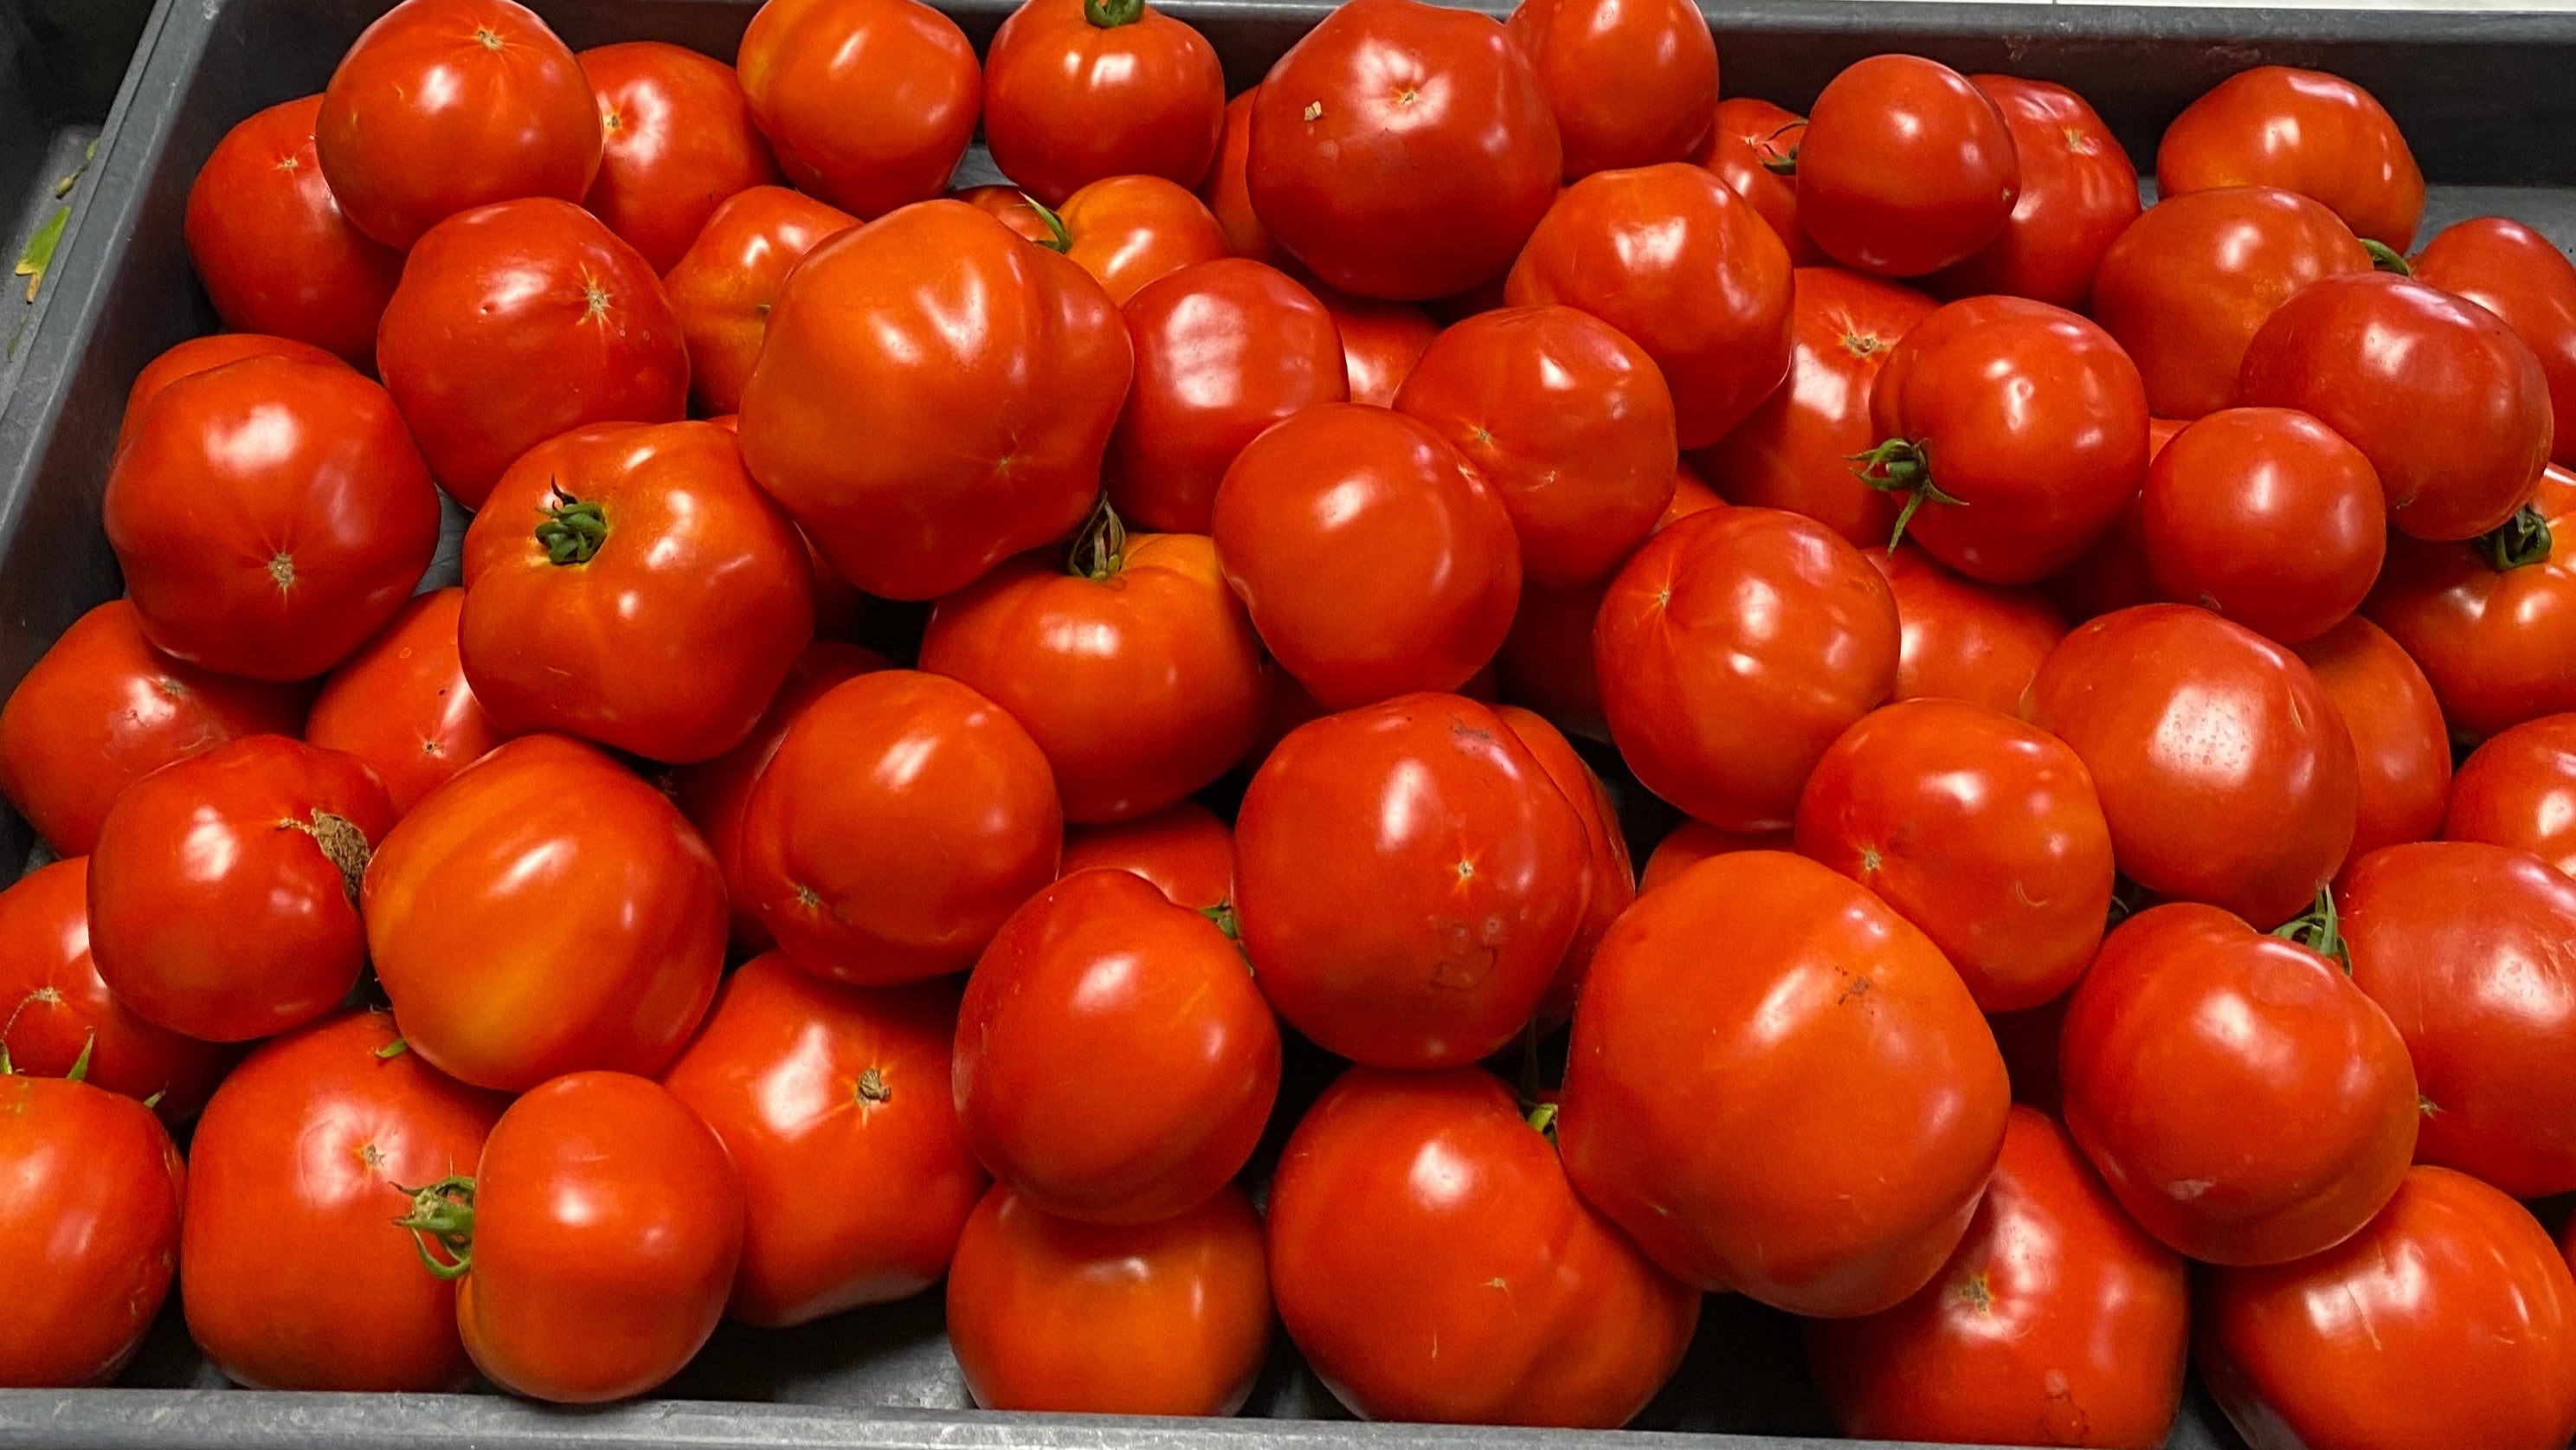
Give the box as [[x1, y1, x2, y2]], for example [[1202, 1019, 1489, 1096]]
[[734, 0, 979, 218], [577, 42, 780, 274], [661, 184, 860, 416], [0, 1071, 184, 1387], [305, 589, 504, 820], [2296, 615, 2453, 867], [1199, 89, 1277, 263], [1318, 287, 1440, 407], [0, 859, 232, 1118], [1691, 97, 1820, 265], [183, 95, 402, 365], [2413, 216, 2576, 468], [1055, 174, 1229, 306], [1497, 705, 1631, 1021], [1636, 817, 1786, 893], [1926, 75, 2138, 309], [1506, 0, 1716, 177], [2367, 464, 2576, 739], [1797, 55, 2019, 278], [1864, 545, 2067, 714], [981, 0, 1225, 206], [2448, 713, 2576, 874], [2157, 66, 2425, 250], [2141, 406, 2387, 642], [1059, 801, 1234, 910]]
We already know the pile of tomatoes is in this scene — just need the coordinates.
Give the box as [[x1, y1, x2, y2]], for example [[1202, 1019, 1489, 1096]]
[[6, 0, 2576, 1444]]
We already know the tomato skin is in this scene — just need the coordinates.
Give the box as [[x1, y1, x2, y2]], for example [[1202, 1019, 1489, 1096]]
[[1497, 705, 1630, 1021], [1691, 97, 1819, 264], [1562, 850, 2009, 1314], [0, 1073, 184, 1388], [184, 95, 402, 366], [1057, 174, 1230, 306], [948, 1183, 1271, 1415], [117, 334, 347, 448], [2448, 713, 2576, 875], [1199, 89, 1278, 264], [661, 185, 859, 417], [377, 198, 689, 509], [2157, 66, 2425, 252], [660, 955, 983, 1327], [2141, 407, 2387, 643], [2366, 465, 2576, 739], [1318, 287, 1440, 408], [1922, 76, 2136, 309], [1269, 1067, 1697, 1426], [2413, 217, 2576, 468], [0, 600, 308, 856], [365, 734, 726, 1092], [1506, 0, 1716, 178], [2025, 604, 2360, 927], [1864, 545, 2066, 715], [734, 0, 979, 219], [1798, 55, 2019, 278], [739, 201, 1130, 603], [743, 671, 1063, 986], [306, 589, 505, 820], [2206, 1166, 2576, 1450], [181, 1010, 503, 1391], [1059, 801, 1233, 910], [576, 42, 781, 277], [982, 0, 1224, 207], [1636, 816, 1786, 893], [2294, 615, 2451, 867], [0, 859, 232, 1118], [1806, 1107, 2189, 1449]]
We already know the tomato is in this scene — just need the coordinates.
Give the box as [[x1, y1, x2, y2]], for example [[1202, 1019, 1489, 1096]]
[[1807, 1106, 2189, 1449], [1268, 1067, 1695, 1425], [1200, 89, 1277, 263], [104, 354, 439, 681], [1106, 257, 1348, 533], [1491, 706, 1627, 1022], [2206, 1167, 2576, 1450], [305, 589, 504, 819], [2158, 66, 2425, 251], [2141, 407, 2386, 642], [1048, 174, 1230, 306], [2295, 615, 2451, 867], [1506, 0, 1715, 177], [735, 0, 980, 219], [2413, 216, 2576, 468], [982, 0, 1223, 206], [115, 333, 347, 448], [950, 184, 1057, 242], [948, 1183, 1270, 1415], [0, 859, 231, 1118], [1925, 76, 2138, 309], [181, 1010, 502, 1390], [1211, 403, 1518, 707], [739, 201, 1130, 602], [742, 671, 1062, 984], [1691, 97, 1819, 264], [183, 95, 402, 366], [1506, 163, 1794, 449], [0, 1069, 183, 1387], [1595, 506, 1898, 831], [1059, 801, 1233, 910], [1562, 850, 2009, 1313], [2367, 464, 2576, 739], [1246, 0, 1559, 300], [575, 42, 782, 276], [660, 956, 982, 1327], [1318, 287, 1439, 407], [1797, 55, 2018, 278], [660, 187, 859, 417], [2090, 186, 2373, 421], [2448, 713, 2576, 874], [1864, 545, 2066, 715], [366, 735, 724, 1090], [0, 599, 307, 856], [1636, 816, 1785, 893]]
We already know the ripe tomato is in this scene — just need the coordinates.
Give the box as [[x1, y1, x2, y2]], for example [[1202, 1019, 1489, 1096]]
[[2025, 605, 2360, 927], [1636, 816, 1785, 893], [1595, 506, 1899, 831], [1318, 287, 1439, 407], [742, 671, 1062, 985], [305, 589, 504, 819], [314, 0, 599, 248], [105, 353, 439, 681], [1691, 97, 1819, 264], [735, 0, 980, 218], [0, 1070, 183, 1387], [738, 201, 1130, 602], [114, 333, 345, 448], [2090, 186, 2372, 420], [2448, 713, 2576, 874], [365, 734, 725, 1091], [660, 956, 983, 1327], [0, 859, 231, 1118], [1234, 693, 1587, 1067], [982, 0, 1224, 206], [1806, 1107, 2189, 1449], [1060, 801, 1233, 910], [1864, 545, 2066, 715], [1797, 55, 2018, 277], [950, 184, 1058, 242], [1053, 174, 1229, 306], [1926, 75, 2138, 309], [0, 600, 307, 856], [947, 1183, 1271, 1415], [2141, 407, 2387, 642], [181, 1010, 502, 1391], [1562, 850, 2010, 1314], [661, 185, 860, 416], [1506, 0, 1716, 177], [1199, 89, 1277, 263], [1246, 0, 1559, 300], [182, 95, 402, 366], [2367, 465, 2576, 738], [578, 41, 782, 274], [2295, 615, 2451, 867], [2413, 216, 2576, 467], [1497, 705, 1630, 1021], [2158, 66, 2425, 251]]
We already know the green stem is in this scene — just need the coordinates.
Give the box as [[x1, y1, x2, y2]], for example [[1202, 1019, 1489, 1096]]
[[65, 1033, 93, 1084], [2363, 238, 2412, 275], [1066, 494, 1128, 582], [2474, 504, 2553, 571], [1021, 194, 1071, 254], [2270, 887, 2349, 971], [535, 482, 607, 565], [392, 1176, 479, 1281], [1082, 0, 1144, 24], [1758, 123, 1802, 177], [1850, 438, 1966, 552], [1524, 1100, 1560, 1140], [374, 1037, 409, 1061]]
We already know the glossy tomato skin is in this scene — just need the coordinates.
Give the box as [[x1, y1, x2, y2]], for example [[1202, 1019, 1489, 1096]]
[[1561, 850, 2010, 1314], [1269, 1067, 1697, 1426], [1691, 97, 1819, 264], [1057, 174, 1229, 306], [2449, 713, 2576, 873], [1806, 1107, 2189, 1449], [739, 201, 1130, 602], [1059, 801, 1233, 910], [105, 354, 439, 681], [2413, 216, 2576, 468], [660, 955, 984, 1326], [1636, 816, 1786, 893], [0, 859, 232, 1118], [365, 735, 725, 1092], [949, 1183, 1272, 1415], [735, 0, 979, 219], [661, 185, 860, 416], [2205, 1167, 2576, 1450], [1200, 89, 1278, 263], [1234, 693, 1588, 1067], [1865, 545, 2067, 714], [306, 589, 504, 819], [184, 95, 402, 365], [2367, 465, 2576, 739], [181, 1010, 503, 1390], [377, 198, 688, 509], [1797, 55, 2019, 278], [1497, 705, 1632, 1021], [2141, 407, 2386, 642], [1318, 287, 1439, 407], [1925, 76, 2138, 309], [2295, 615, 2451, 867], [1506, 0, 1716, 177], [2025, 605, 2360, 927], [578, 42, 781, 274], [2157, 66, 2425, 251], [0, 1073, 183, 1388], [0, 600, 307, 856], [2059, 902, 2416, 1265], [116, 333, 345, 448], [982, 0, 1224, 207], [314, 0, 599, 248]]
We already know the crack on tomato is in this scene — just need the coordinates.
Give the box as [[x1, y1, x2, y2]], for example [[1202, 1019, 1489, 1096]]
[[282, 809, 371, 905], [267, 551, 296, 594]]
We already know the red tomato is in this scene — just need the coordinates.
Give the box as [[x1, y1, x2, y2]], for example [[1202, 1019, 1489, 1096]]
[[1864, 545, 2066, 714], [0, 1070, 183, 1387], [1797, 55, 2019, 278], [735, 0, 979, 218], [1926, 75, 2139, 309], [1234, 693, 1587, 1066], [660, 956, 983, 1327], [2448, 713, 2576, 874], [1491, 710, 1628, 992], [1806, 1107, 2189, 1448], [741, 671, 1062, 985], [0, 859, 231, 1118], [1318, 287, 1439, 407], [950, 184, 1058, 242], [2141, 407, 2387, 642], [2367, 464, 2576, 738], [181, 1010, 503, 1391], [305, 589, 503, 819], [2090, 186, 2373, 420], [1595, 506, 1899, 831], [948, 1183, 1271, 1415], [1636, 816, 1785, 893], [1199, 89, 1278, 263], [1506, 0, 1716, 177], [738, 201, 1130, 602], [578, 42, 782, 274], [183, 95, 402, 365], [105, 354, 439, 680], [0, 599, 307, 856], [1052, 174, 1229, 306], [982, 0, 1224, 206], [1059, 801, 1233, 910], [1690, 96, 1819, 264], [661, 185, 860, 417], [1246, 0, 1559, 300], [365, 735, 725, 1090], [114, 333, 346, 448], [2295, 615, 2452, 867], [2206, 1167, 2576, 1450], [1106, 258, 1348, 533], [1505, 162, 1793, 449], [2158, 66, 2425, 251], [2413, 216, 2576, 468], [1269, 1067, 1696, 1425]]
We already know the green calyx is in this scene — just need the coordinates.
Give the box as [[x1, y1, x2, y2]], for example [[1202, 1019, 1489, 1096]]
[[535, 482, 607, 566], [2363, 238, 2412, 276], [1021, 194, 1072, 255], [2475, 503, 2553, 572], [1067, 494, 1129, 582], [392, 1175, 478, 1281], [2270, 886, 2349, 971], [1851, 438, 1966, 552], [1083, 0, 1145, 26], [1759, 122, 1802, 177]]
